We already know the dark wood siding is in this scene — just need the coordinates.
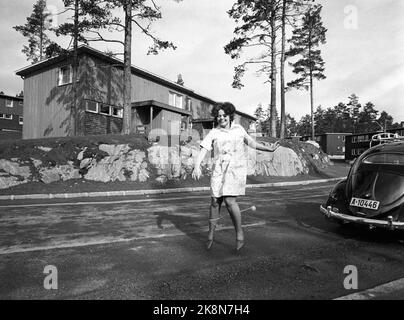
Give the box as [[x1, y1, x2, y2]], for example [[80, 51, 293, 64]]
[[0, 116, 21, 131], [0, 96, 23, 133], [20, 50, 218, 139], [80, 55, 124, 106], [84, 113, 122, 135], [132, 76, 169, 103], [0, 130, 22, 140], [0, 97, 23, 116], [301, 133, 350, 157], [23, 64, 71, 139], [78, 54, 214, 122], [345, 128, 404, 160], [325, 134, 346, 156], [190, 99, 213, 119]]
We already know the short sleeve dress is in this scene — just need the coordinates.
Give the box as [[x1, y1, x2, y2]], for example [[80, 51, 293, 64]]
[[200, 124, 255, 198]]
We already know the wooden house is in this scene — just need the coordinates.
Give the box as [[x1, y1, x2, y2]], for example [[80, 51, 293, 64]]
[[345, 127, 404, 160], [0, 93, 23, 140], [15, 45, 255, 144], [301, 133, 352, 158]]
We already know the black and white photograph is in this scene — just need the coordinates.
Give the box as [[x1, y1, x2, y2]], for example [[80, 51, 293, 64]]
[[0, 0, 403, 305]]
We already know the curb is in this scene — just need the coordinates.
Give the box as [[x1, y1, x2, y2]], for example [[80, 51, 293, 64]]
[[0, 177, 344, 201]]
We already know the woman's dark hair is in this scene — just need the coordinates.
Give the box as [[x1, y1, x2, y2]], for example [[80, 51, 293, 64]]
[[211, 102, 236, 126]]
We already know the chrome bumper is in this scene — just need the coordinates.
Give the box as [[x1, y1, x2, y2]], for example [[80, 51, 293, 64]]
[[320, 205, 404, 230]]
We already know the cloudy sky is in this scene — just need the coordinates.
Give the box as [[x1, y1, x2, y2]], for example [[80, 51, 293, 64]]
[[1, 0, 403, 123]]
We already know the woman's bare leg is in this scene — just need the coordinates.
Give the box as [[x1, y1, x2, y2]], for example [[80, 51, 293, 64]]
[[208, 197, 223, 241], [223, 196, 244, 243]]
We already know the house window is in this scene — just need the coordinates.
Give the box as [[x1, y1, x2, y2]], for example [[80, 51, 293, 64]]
[[19, 101, 23, 106], [175, 95, 183, 109], [112, 107, 123, 118], [2, 114, 12, 120], [6, 99, 13, 107], [169, 92, 175, 106], [342, 136, 345, 142], [58, 65, 73, 86], [186, 98, 192, 111], [0, 113, 4, 119], [99, 104, 111, 115], [86, 100, 98, 113], [85, 100, 122, 118], [19, 116, 23, 125], [169, 92, 183, 109]]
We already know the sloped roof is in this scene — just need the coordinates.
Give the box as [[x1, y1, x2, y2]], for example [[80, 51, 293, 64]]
[[0, 93, 23, 101], [15, 45, 216, 105], [15, 45, 257, 121]]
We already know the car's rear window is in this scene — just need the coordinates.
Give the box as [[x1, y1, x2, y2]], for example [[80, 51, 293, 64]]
[[363, 153, 404, 165]]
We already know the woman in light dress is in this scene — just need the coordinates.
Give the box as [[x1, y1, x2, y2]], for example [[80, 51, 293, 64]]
[[192, 102, 280, 251]]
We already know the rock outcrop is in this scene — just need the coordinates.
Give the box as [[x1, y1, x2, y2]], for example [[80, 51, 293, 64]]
[[0, 139, 330, 189], [0, 159, 31, 178], [252, 146, 309, 177], [83, 144, 149, 183]]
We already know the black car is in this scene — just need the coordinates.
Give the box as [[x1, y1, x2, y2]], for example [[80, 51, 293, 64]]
[[320, 134, 404, 230]]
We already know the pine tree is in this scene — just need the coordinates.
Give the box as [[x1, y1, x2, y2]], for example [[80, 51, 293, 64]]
[[254, 103, 270, 135], [53, 0, 180, 135], [225, 0, 310, 138], [286, 4, 327, 140], [225, 0, 283, 138], [279, 0, 312, 138], [85, 0, 180, 134], [346, 93, 361, 133], [285, 113, 298, 136], [51, 0, 115, 135], [14, 0, 58, 63]]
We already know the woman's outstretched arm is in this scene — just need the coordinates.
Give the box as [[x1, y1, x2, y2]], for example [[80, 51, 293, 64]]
[[192, 147, 209, 180], [245, 137, 280, 152]]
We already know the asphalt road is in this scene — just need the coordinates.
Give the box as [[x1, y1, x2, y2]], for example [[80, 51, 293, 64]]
[[1, 181, 404, 300]]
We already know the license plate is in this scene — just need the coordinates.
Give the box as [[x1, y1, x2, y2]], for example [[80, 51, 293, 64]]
[[350, 197, 380, 210]]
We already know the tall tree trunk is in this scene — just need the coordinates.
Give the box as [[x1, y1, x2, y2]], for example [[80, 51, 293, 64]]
[[39, 11, 44, 61], [122, 2, 132, 134], [279, 0, 287, 139], [308, 19, 315, 141], [310, 71, 314, 140], [70, 0, 79, 136], [270, 4, 277, 138]]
